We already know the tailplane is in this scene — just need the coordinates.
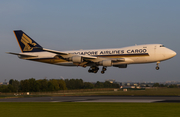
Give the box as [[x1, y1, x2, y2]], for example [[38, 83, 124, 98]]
[[14, 30, 43, 52]]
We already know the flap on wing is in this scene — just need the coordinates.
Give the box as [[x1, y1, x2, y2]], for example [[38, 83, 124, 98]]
[[6, 52, 38, 57], [81, 55, 97, 59]]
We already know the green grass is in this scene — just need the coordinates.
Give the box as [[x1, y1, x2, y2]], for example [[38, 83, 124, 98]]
[[0, 102, 180, 117]]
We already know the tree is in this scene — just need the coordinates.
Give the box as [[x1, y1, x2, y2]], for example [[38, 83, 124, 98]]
[[20, 79, 30, 92], [57, 79, 67, 90], [0, 85, 12, 92], [168, 84, 178, 88], [153, 83, 160, 87], [83, 82, 94, 89], [20, 78, 39, 92], [37, 79, 48, 91], [12, 80, 20, 93], [48, 79, 59, 91], [7, 85, 14, 92], [159, 84, 165, 87], [104, 81, 112, 88], [95, 81, 104, 88], [75, 79, 83, 89], [48, 81, 55, 91], [29, 78, 39, 92], [9, 79, 14, 85], [65, 79, 84, 89]]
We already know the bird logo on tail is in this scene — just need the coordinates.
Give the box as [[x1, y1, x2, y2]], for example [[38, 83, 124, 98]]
[[21, 33, 37, 51]]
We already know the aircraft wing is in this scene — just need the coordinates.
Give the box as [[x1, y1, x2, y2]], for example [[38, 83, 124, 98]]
[[79, 55, 97, 59], [42, 48, 97, 59], [6, 52, 38, 57], [111, 58, 125, 62], [42, 48, 68, 55], [41, 48, 130, 66]]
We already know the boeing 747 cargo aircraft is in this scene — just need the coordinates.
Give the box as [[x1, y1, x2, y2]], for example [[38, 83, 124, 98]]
[[7, 30, 176, 74]]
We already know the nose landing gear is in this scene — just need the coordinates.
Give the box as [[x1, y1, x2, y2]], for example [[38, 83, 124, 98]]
[[156, 61, 160, 70], [156, 66, 159, 70]]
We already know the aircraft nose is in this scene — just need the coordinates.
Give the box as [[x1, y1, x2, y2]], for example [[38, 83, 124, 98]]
[[172, 50, 177, 57], [168, 49, 176, 58]]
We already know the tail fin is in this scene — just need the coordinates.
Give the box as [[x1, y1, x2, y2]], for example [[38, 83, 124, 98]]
[[14, 30, 43, 52]]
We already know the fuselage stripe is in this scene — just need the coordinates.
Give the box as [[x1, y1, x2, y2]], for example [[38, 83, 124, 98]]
[[95, 53, 149, 57]]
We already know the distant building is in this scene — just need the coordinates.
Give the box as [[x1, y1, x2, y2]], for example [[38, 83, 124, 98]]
[[134, 83, 138, 86], [3, 79, 9, 85], [120, 86, 136, 89], [105, 79, 115, 83], [127, 83, 130, 86]]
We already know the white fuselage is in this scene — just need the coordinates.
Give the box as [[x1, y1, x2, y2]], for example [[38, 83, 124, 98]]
[[21, 44, 176, 66], [10, 30, 176, 74]]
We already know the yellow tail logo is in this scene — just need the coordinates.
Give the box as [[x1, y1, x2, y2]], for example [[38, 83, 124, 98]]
[[21, 34, 37, 51]]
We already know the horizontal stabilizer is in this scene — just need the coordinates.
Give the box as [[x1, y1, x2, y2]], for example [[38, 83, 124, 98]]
[[6, 52, 38, 57]]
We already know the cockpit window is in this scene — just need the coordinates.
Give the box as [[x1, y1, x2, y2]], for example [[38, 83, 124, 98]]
[[160, 45, 165, 47]]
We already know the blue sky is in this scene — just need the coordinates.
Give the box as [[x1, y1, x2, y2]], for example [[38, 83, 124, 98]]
[[0, 0, 180, 82]]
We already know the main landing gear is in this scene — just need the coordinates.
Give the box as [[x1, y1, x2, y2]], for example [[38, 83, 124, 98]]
[[88, 66, 107, 74], [101, 67, 107, 74], [88, 66, 99, 73], [156, 61, 160, 70]]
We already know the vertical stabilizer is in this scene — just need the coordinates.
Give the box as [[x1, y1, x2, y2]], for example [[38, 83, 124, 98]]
[[14, 30, 43, 52]]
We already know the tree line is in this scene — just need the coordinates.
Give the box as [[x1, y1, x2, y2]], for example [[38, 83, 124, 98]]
[[0, 78, 120, 93], [153, 83, 179, 88]]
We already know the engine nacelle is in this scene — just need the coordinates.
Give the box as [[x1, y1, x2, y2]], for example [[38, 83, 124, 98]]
[[101, 60, 112, 66], [70, 56, 83, 63], [113, 64, 127, 68]]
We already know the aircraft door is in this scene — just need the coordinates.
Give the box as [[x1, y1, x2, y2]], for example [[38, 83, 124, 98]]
[[154, 45, 157, 60]]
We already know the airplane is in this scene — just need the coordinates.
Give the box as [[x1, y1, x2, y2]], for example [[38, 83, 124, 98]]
[[7, 30, 176, 74]]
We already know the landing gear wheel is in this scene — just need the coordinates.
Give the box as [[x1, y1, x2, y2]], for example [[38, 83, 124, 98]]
[[156, 66, 160, 70], [101, 67, 107, 74], [103, 68, 107, 71], [101, 71, 105, 74], [88, 66, 99, 73]]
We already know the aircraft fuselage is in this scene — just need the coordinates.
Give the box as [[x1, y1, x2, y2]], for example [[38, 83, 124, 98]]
[[8, 30, 176, 74]]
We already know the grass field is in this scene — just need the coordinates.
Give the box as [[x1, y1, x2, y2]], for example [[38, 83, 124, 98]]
[[0, 102, 180, 117]]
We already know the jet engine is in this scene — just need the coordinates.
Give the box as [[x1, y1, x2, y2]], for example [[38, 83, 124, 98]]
[[69, 56, 83, 63], [101, 60, 112, 66]]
